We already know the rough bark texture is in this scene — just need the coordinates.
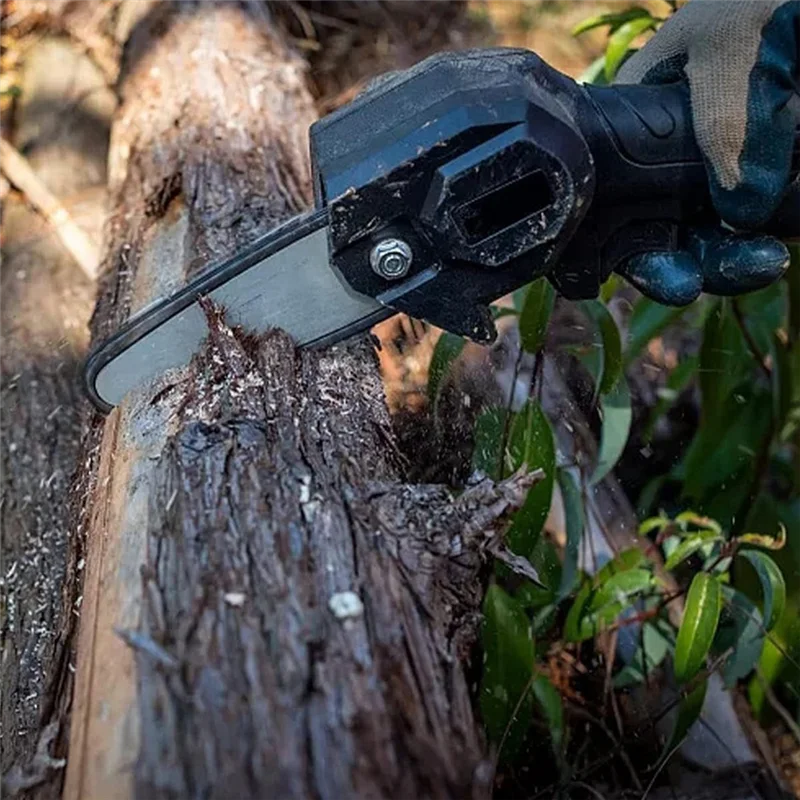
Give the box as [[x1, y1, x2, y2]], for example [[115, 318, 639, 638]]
[[1, 37, 113, 798], [64, 5, 521, 798]]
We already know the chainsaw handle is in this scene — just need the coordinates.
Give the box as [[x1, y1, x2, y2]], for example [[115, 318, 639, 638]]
[[551, 80, 800, 298], [587, 82, 800, 233], [313, 48, 798, 328]]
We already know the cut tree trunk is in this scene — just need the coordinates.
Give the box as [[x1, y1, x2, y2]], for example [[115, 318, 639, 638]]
[[1, 36, 113, 799], [64, 6, 531, 799]]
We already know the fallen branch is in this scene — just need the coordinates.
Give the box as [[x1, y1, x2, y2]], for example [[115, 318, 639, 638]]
[[0, 138, 98, 279]]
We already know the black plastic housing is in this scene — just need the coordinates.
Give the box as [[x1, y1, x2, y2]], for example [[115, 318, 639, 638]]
[[310, 49, 595, 341], [310, 47, 800, 340]]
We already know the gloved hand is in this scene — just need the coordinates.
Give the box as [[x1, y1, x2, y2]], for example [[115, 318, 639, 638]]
[[614, 0, 799, 305]]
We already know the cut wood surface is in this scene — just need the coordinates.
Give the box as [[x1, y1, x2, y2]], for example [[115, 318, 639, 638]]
[[1, 36, 113, 799], [63, 5, 526, 799]]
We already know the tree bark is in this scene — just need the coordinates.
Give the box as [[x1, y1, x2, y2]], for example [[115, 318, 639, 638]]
[[64, 6, 530, 798], [1, 36, 113, 799]]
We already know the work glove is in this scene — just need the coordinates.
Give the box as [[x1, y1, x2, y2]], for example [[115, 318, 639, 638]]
[[614, 0, 799, 306]]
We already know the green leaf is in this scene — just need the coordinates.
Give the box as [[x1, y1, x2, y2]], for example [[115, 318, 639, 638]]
[[715, 587, 764, 688], [589, 568, 654, 612], [557, 469, 584, 599], [564, 563, 654, 644], [736, 524, 786, 551], [511, 284, 530, 312], [595, 548, 645, 584], [737, 281, 787, 355], [661, 679, 707, 758], [625, 298, 688, 365], [604, 16, 657, 80], [532, 674, 564, 757], [699, 299, 749, 424], [613, 621, 672, 688], [428, 331, 465, 404], [788, 242, 800, 343], [748, 591, 800, 718], [674, 512, 722, 536], [572, 6, 653, 36], [591, 376, 632, 484], [575, 569, 653, 639], [580, 300, 623, 396], [674, 573, 722, 683], [737, 550, 786, 632], [471, 407, 509, 480], [480, 585, 535, 757], [564, 579, 593, 642], [506, 402, 556, 559], [682, 385, 771, 512], [525, 536, 563, 597], [600, 274, 622, 303], [639, 515, 671, 537], [519, 279, 555, 354], [770, 332, 792, 430], [575, 600, 630, 641], [664, 530, 724, 571], [577, 54, 608, 85]]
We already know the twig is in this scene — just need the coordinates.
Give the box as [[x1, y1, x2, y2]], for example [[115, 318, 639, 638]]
[[571, 781, 609, 800], [581, 473, 599, 574], [755, 668, 800, 747], [602, 628, 617, 713], [496, 339, 527, 479], [696, 717, 765, 800], [0, 138, 98, 280], [724, 592, 800, 677], [640, 742, 681, 800], [489, 669, 537, 787], [568, 703, 643, 792], [732, 298, 772, 382]]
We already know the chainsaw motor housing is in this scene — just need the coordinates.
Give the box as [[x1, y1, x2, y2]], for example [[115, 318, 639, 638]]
[[310, 48, 596, 341]]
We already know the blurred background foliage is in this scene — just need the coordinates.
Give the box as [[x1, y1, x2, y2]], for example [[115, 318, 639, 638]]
[[422, 1, 800, 795]]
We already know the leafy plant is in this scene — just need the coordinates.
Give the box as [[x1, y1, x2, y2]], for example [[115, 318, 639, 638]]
[[573, 6, 664, 83], [574, 2, 800, 732], [424, 3, 799, 788]]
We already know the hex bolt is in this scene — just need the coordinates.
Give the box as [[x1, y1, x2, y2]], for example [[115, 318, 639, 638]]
[[369, 238, 413, 280]]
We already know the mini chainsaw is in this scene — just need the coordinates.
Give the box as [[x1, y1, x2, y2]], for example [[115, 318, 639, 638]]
[[84, 48, 800, 412]]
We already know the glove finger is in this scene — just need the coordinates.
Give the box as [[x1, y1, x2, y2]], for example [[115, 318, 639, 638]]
[[688, 227, 790, 296], [618, 2, 798, 230], [684, 3, 798, 229], [618, 251, 702, 307]]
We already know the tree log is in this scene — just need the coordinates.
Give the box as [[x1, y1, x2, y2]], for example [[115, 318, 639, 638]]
[[64, 6, 527, 798], [1, 36, 113, 799]]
